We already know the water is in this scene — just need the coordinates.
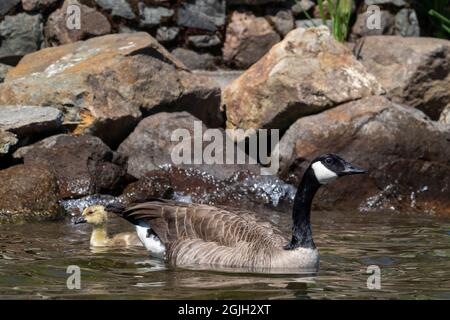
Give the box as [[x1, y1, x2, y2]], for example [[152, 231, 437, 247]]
[[0, 208, 448, 299]]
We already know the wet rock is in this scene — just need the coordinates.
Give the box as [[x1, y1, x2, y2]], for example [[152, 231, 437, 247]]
[[118, 112, 259, 180], [0, 13, 43, 65], [439, 104, 450, 125], [0, 105, 63, 138], [45, 0, 111, 46], [223, 11, 280, 68], [0, 0, 20, 16], [0, 129, 17, 157], [22, 0, 59, 12], [223, 27, 383, 136], [356, 36, 450, 119], [364, 0, 406, 6], [395, 8, 420, 37], [278, 96, 450, 214], [0, 164, 64, 224], [0, 33, 223, 147], [18, 134, 128, 199], [265, 8, 294, 37], [0, 64, 12, 83], [177, 0, 226, 32], [139, 4, 174, 28], [156, 26, 179, 43], [171, 48, 217, 70], [95, 0, 136, 20], [352, 10, 395, 37], [187, 34, 221, 49]]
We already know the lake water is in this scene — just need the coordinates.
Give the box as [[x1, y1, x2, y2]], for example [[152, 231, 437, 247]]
[[0, 208, 448, 299]]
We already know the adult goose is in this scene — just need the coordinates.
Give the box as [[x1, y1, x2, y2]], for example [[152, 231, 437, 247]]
[[107, 154, 366, 272]]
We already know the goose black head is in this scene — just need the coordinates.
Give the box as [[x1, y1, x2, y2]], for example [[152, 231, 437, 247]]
[[310, 154, 367, 185]]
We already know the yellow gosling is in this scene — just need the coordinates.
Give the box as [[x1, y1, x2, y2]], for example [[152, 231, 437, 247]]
[[75, 205, 143, 248]]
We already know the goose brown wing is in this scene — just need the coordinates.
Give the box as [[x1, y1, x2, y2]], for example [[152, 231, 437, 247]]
[[119, 199, 286, 247]]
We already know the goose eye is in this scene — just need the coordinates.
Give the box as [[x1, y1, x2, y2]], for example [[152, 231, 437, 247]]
[[325, 158, 332, 164]]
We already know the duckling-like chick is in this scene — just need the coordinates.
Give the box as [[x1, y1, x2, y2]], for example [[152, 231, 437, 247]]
[[75, 205, 143, 248]]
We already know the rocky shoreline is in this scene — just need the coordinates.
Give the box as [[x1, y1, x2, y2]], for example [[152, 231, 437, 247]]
[[0, 2, 449, 223]]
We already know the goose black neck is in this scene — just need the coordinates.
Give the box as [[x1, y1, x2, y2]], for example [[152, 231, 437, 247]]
[[285, 167, 321, 250]]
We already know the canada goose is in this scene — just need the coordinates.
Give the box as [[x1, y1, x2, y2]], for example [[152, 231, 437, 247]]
[[75, 205, 143, 248], [106, 154, 366, 272]]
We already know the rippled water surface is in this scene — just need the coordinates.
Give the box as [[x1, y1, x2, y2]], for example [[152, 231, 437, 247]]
[[0, 209, 449, 299]]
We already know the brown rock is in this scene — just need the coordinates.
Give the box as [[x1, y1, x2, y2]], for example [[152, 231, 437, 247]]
[[356, 36, 450, 120], [45, 0, 111, 46], [351, 10, 395, 37], [0, 33, 223, 146], [223, 11, 281, 69], [223, 27, 383, 136], [439, 104, 450, 125], [18, 134, 128, 199], [0, 164, 64, 224], [278, 96, 450, 214]]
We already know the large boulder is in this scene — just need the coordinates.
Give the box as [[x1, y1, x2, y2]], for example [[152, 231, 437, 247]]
[[0, 105, 63, 138], [223, 27, 383, 135], [278, 96, 450, 214], [0, 13, 43, 65], [223, 11, 280, 69], [356, 36, 450, 120], [0, 33, 223, 147], [118, 112, 259, 180], [45, 0, 111, 46], [16, 134, 128, 199], [0, 164, 64, 224]]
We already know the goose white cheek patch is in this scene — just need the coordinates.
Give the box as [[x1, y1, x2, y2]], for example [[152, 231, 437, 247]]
[[312, 161, 338, 184]]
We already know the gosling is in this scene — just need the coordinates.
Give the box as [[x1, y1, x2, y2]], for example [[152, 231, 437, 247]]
[[75, 205, 143, 248]]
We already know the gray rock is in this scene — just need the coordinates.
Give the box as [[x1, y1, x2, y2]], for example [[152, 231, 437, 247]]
[[0, 129, 17, 156], [177, 0, 226, 32], [295, 19, 332, 30], [439, 104, 450, 125], [364, 0, 406, 6], [188, 34, 221, 48], [95, 0, 135, 20], [265, 8, 295, 36], [291, 0, 315, 16], [395, 8, 420, 37], [0, 0, 20, 16], [156, 26, 179, 43], [139, 5, 174, 28], [0, 13, 43, 64], [0, 64, 12, 83], [171, 48, 217, 70], [0, 106, 63, 138], [352, 10, 395, 37]]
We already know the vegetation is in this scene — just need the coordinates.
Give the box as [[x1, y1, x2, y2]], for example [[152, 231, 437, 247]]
[[412, 0, 450, 38]]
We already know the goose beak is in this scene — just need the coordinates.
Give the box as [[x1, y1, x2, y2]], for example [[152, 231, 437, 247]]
[[340, 163, 367, 176], [74, 216, 87, 225]]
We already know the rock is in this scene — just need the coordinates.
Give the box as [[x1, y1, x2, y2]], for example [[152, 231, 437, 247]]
[[177, 0, 226, 32], [0, 63, 12, 83], [139, 4, 174, 28], [193, 70, 243, 89], [395, 8, 420, 37], [278, 96, 450, 214], [295, 19, 332, 30], [18, 134, 128, 199], [364, 0, 406, 6], [0, 33, 223, 147], [352, 10, 395, 37], [0, 13, 43, 65], [187, 34, 221, 48], [0, 129, 17, 157], [0, 164, 64, 224], [0, 0, 20, 16], [95, 0, 136, 20], [22, 0, 59, 12], [45, 0, 111, 46], [223, 11, 281, 69], [0, 105, 63, 138], [291, 0, 315, 16], [171, 48, 217, 70], [265, 8, 295, 37], [356, 36, 450, 119], [223, 27, 383, 135], [439, 104, 450, 125], [156, 26, 179, 43], [118, 112, 259, 180], [228, 0, 284, 4]]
